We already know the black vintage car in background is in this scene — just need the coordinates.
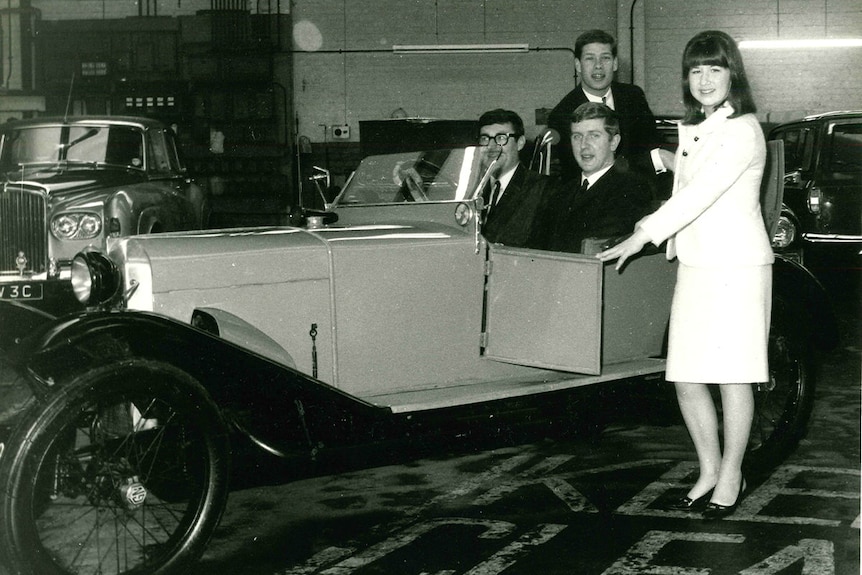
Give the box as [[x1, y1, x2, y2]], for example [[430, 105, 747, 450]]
[[0, 116, 210, 316], [768, 110, 862, 264]]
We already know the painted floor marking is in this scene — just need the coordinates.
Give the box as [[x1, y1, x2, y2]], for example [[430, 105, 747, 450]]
[[316, 518, 515, 575], [616, 462, 860, 526], [279, 457, 857, 574], [602, 530, 836, 575], [601, 530, 745, 574], [739, 538, 835, 575], [282, 452, 536, 574]]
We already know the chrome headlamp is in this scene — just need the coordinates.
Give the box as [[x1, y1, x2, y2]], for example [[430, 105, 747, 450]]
[[771, 215, 798, 249], [51, 213, 103, 240], [71, 250, 121, 306]]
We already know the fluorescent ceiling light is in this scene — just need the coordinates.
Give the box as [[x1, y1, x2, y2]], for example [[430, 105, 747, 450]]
[[392, 44, 529, 54], [740, 38, 862, 49]]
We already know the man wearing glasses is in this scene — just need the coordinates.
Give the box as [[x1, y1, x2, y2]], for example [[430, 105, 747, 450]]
[[477, 108, 559, 248]]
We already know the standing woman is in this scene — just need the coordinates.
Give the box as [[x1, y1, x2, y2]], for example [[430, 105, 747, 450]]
[[597, 30, 773, 520]]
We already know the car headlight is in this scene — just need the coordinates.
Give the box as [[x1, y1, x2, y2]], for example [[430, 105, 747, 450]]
[[771, 215, 798, 249], [51, 213, 103, 240], [71, 250, 121, 306]]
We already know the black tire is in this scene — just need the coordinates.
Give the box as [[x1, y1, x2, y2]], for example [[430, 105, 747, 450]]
[[0, 359, 230, 575], [747, 294, 816, 467]]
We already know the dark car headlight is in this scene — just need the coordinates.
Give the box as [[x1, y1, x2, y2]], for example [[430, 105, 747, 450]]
[[771, 215, 798, 249], [51, 213, 103, 240], [71, 250, 121, 306]]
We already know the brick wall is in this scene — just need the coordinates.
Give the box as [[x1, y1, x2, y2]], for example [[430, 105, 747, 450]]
[[643, 0, 862, 119], [289, 0, 616, 144], [291, 0, 861, 141], [33, 0, 286, 19], [26, 0, 862, 134]]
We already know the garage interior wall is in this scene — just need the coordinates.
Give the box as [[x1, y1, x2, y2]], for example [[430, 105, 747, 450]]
[[25, 0, 862, 135], [290, 0, 862, 141], [638, 0, 862, 123]]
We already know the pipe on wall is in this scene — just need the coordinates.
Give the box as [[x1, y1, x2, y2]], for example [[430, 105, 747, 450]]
[[629, 0, 640, 84]]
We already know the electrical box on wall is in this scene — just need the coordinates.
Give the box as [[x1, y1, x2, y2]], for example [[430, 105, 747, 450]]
[[331, 125, 350, 139]]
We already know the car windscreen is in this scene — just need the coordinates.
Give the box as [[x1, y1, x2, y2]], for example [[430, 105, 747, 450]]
[[332, 147, 485, 206], [0, 125, 145, 171]]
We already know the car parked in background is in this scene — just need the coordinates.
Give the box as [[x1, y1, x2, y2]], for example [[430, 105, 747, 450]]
[[0, 116, 210, 315], [768, 110, 862, 263]]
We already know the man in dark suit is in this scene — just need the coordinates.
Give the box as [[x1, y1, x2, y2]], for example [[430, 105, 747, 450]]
[[547, 30, 668, 194], [536, 102, 652, 253], [477, 109, 558, 247]]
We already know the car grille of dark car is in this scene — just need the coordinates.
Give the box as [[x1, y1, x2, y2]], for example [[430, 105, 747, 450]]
[[0, 183, 48, 276]]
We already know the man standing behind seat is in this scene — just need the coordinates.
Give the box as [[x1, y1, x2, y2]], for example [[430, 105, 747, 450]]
[[478, 108, 558, 247], [536, 102, 652, 253], [547, 30, 667, 189]]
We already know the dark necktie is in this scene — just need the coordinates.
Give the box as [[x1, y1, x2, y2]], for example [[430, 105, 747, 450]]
[[487, 180, 501, 212], [580, 178, 589, 192]]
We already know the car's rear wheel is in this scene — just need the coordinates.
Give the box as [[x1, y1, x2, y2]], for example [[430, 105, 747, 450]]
[[746, 294, 816, 468], [0, 359, 230, 575]]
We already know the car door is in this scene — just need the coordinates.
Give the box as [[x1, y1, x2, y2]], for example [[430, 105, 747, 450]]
[[813, 119, 862, 239], [775, 123, 818, 236], [482, 244, 676, 375]]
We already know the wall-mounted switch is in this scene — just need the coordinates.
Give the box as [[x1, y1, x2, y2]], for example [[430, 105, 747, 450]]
[[331, 125, 350, 139]]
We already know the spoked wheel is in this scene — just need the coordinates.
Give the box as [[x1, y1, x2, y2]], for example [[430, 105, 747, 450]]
[[747, 295, 816, 467], [0, 359, 230, 575]]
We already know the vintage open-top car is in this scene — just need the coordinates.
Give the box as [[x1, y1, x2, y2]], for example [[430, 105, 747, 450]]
[[0, 142, 838, 575], [0, 116, 209, 316]]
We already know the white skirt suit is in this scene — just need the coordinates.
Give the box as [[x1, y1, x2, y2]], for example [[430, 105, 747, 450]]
[[638, 105, 774, 384]]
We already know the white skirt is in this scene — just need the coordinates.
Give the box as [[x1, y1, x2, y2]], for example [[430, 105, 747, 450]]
[[666, 263, 772, 384]]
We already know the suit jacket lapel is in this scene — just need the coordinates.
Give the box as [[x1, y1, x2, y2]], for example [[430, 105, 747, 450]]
[[493, 165, 527, 219], [572, 164, 619, 210]]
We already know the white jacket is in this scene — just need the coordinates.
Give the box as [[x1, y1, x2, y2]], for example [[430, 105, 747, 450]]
[[639, 105, 774, 267]]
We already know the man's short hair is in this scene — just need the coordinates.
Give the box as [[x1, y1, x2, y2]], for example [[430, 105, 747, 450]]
[[575, 29, 617, 59], [478, 109, 524, 136], [570, 102, 620, 138]]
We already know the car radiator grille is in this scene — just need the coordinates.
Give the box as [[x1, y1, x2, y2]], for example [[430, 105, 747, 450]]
[[0, 185, 48, 276]]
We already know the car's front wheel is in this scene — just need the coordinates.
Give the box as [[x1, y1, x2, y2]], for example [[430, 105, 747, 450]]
[[0, 359, 230, 575]]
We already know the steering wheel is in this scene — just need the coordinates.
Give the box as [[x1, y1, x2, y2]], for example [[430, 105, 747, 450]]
[[400, 157, 459, 202], [400, 168, 429, 202]]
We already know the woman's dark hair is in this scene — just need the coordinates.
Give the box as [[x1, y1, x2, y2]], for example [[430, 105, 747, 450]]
[[681, 30, 756, 124]]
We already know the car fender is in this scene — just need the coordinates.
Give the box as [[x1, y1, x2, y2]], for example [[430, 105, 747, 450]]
[[191, 307, 296, 368], [137, 204, 175, 233], [772, 255, 839, 351], [9, 310, 389, 456], [0, 301, 61, 356]]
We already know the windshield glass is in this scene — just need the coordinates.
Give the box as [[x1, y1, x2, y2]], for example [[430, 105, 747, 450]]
[[0, 125, 145, 171], [333, 147, 485, 206]]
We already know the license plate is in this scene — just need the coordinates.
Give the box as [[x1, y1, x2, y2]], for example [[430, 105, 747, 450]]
[[0, 282, 43, 300]]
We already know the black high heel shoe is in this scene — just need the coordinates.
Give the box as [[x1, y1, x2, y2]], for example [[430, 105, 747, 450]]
[[702, 478, 746, 521], [663, 488, 714, 512]]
